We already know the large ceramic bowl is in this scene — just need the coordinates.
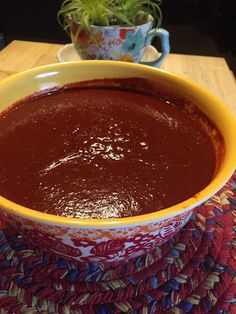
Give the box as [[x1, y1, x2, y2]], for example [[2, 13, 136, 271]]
[[0, 61, 235, 264]]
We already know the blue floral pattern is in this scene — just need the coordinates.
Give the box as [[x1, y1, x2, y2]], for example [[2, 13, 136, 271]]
[[121, 30, 145, 59]]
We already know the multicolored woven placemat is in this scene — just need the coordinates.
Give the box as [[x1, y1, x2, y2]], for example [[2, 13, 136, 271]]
[[0, 172, 235, 314]]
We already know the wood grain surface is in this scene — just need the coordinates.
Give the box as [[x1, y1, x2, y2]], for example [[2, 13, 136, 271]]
[[0, 40, 235, 116]]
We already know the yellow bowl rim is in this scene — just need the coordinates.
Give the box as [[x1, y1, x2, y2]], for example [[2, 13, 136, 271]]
[[0, 60, 235, 228]]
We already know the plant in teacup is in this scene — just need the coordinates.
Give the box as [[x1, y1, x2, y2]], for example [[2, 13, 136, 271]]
[[58, 0, 170, 67]]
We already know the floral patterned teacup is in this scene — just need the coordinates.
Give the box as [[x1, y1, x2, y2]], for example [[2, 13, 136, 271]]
[[70, 19, 170, 67]]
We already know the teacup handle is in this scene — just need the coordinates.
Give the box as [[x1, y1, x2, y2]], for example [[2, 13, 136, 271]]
[[141, 28, 170, 67]]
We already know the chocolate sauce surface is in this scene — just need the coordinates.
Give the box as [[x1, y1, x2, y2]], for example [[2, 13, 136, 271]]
[[0, 81, 216, 218]]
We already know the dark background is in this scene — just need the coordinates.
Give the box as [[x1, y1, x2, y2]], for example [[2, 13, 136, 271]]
[[0, 0, 235, 74]]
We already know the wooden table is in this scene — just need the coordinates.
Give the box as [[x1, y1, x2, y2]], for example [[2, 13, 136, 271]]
[[0, 40, 236, 116]]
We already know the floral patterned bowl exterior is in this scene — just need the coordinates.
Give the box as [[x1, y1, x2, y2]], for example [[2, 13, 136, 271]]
[[0, 61, 235, 264], [70, 18, 170, 67]]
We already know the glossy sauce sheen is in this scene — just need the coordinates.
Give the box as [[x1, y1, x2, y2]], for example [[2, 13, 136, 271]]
[[0, 84, 216, 219]]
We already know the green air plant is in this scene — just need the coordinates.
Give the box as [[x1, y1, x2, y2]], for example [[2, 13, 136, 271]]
[[58, 0, 162, 35]]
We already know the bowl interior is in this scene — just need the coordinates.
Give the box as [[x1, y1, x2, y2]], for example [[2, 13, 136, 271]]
[[0, 61, 235, 227]]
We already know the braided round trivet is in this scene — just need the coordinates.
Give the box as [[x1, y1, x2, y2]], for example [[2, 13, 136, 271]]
[[0, 173, 235, 314]]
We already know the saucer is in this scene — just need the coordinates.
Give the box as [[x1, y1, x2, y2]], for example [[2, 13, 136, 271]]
[[57, 44, 160, 63]]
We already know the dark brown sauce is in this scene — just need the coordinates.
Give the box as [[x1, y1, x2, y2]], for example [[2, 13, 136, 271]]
[[0, 78, 218, 219]]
